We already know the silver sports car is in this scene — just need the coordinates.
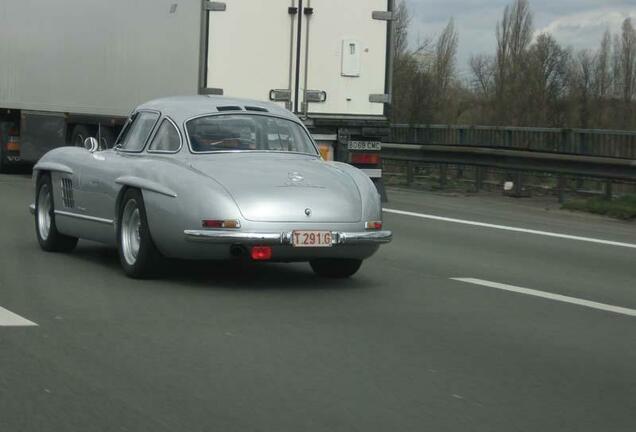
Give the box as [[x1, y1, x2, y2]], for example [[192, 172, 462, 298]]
[[30, 96, 392, 278]]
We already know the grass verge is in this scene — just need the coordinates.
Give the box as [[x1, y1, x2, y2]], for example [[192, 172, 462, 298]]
[[562, 195, 636, 220]]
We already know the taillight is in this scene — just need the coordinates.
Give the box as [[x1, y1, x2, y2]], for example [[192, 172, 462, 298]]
[[351, 153, 380, 165], [365, 221, 383, 230], [6, 136, 20, 152], [202, 219, 241, 229], [251, 246, 272, 261]]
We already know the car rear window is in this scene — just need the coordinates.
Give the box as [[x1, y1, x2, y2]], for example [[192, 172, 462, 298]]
[[186, 114, 318, 155]]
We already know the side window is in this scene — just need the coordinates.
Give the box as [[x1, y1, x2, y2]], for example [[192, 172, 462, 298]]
[[148, 119, 181, 152], [119, 112, 159, 152]]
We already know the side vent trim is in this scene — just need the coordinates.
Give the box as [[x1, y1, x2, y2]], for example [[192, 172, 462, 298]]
[[60, 178, 75, 208]]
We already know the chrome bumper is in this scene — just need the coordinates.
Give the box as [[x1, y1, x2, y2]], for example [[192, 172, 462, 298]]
[[184, 230, 393, 246]]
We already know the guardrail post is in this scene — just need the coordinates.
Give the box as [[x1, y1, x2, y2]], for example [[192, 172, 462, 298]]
[[406, 161, 414, 187], [475, 167, 483, 191], [557, 176, 566, 204], [605, 181, 613, 200], [513, 172, 524, 197], [439, 164, 448, 189]]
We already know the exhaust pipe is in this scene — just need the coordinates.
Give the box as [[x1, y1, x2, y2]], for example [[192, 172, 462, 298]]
[[230, 245, 247, 258]]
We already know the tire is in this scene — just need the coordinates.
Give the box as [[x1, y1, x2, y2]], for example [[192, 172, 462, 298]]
[[35, 173, 79, 252], [310, 258, 363, 279], [70, 124, 94, 147], [97, 126, 116, 149], [117, 189, 162, 278]]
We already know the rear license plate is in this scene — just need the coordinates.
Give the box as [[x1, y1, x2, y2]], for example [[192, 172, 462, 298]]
[[348, 141, 382, 151], [292, 231, 333, 248]]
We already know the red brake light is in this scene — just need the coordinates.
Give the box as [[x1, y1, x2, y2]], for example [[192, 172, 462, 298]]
[[351, 153, 381, 165], [251, 246, 272, 261]]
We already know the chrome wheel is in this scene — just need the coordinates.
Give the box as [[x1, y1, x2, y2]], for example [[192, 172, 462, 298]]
[[37, 183, 52, 241], [121, 199, 142, 266]]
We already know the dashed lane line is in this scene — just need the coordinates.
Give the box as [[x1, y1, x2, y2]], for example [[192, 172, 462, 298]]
[[452, 278, 636, 317]]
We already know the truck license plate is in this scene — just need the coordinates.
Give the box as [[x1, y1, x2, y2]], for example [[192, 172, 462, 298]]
[[348, 141, 382, 151], [292, 231, 333, 248]]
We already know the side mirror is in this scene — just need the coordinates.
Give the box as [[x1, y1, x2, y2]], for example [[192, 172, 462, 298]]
[[84, 137, 99, 153]]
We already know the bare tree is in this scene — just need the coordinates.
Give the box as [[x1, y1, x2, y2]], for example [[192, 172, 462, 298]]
[[494, 0, 534, 124], [393, 0, 411, 59], [595, 30, 612, 98], [571, 50, 596, 128], [589, 30, 613, 127], [619, 18, 636, 126], [433, 19, 458, 94], [470, 54, 495, 97], [526, 33, 569, 125]]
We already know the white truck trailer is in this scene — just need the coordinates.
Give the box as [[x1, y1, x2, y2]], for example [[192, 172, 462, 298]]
[[0, 0, 394, 195]]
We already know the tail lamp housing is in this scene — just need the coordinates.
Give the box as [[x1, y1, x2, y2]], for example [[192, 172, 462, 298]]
[[202, 219, 241, 229], [365, 221, 383, 230]]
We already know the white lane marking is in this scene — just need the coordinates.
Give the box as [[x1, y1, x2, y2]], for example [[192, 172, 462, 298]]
[[0, 305, 38, 327], [452, 278, 636, 317], [383, 208, 636, 250]]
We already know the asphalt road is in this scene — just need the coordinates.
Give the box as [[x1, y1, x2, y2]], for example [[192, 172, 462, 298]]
[[1, 174, 635, 432]]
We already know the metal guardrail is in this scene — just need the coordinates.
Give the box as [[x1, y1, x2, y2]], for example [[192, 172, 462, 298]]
[[382, 143, 636, 182], [382, 125, 636, 201], [389, 125, 636, 159]]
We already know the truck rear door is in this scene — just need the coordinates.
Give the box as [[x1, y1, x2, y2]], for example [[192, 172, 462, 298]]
[[203, 0, 294, 107], [299, 0, 390, 117], [201, 0, 392, 117]]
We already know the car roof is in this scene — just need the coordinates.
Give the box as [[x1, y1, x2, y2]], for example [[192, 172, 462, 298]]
[[136, 96, 298, 123]]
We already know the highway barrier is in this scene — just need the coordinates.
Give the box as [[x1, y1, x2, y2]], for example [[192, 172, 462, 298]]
[[383, 125, 636, 201]]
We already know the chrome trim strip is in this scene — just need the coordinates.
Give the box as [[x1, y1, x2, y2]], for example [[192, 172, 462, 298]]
[[54, 210, 114, 225], [184, 230, 393, 245], [116, 109, 161, 153], [146, 116, 184, 154], [184, 230, 284, 244], [339, 231, 393, 244], [29, 204, 35, 215]]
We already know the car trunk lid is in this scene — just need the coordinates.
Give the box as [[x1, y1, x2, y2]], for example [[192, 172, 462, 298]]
[[188, 153, 362, 223]]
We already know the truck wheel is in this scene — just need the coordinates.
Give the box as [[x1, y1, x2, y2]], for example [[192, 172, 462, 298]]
[[97, 126, 116, 149], [310, 258, 363, 279], [35, 173, 79, 252], [70, 124, 94, 147], [117, 189, 162, 278]]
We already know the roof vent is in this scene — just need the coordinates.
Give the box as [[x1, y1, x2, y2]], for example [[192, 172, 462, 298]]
[[216, 106, 243, 112], [245, 106, 268, 113]]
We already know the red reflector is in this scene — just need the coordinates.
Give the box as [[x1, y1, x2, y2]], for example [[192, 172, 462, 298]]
[[251, 246, 272, 261], [351, 153, 381, 165]]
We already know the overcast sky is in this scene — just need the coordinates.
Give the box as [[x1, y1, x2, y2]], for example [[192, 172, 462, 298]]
[[403, 0, 636, 76]]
